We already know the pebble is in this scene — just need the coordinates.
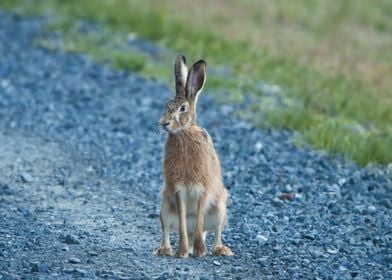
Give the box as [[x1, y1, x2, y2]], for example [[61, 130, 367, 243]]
[[271, 197, 283, 207], [302, 232, 316, 240], [21, 172, 34, 183], [326, 247, 338, 254], [254, 142, 263, 152], [30, 262, 39, 273], [60, 233, 80, 244], [68, 257, 81, 264], [0, 183, 13, 195], [338, 178, 346, 186], [339, 265, 348, 271], [62, 268, 75, 274], [213, 261, 221, 266], [75, 268, 87, 275], [231, 266, 243, 273], [257, 257, 267, 263], [367, 205, 376, 214], [277, 192, 295, 201], [256, 234, 268, 244], [147, 213, 159, 219]]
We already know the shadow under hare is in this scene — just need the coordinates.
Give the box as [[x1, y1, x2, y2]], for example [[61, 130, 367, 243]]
[[155, 55, 233, 258]]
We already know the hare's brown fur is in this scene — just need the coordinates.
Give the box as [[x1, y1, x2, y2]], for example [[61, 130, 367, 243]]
[[155, 55, 233, 258]]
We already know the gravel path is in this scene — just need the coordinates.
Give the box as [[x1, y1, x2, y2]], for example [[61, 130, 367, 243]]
[[0, 12, 391, 280]]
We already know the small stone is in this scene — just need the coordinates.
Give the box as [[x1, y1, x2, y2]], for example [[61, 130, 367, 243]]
[[254, 142, 263, 152], [232, 234, 241, 240], [31, 262, 39, 273], [88, 251, 98, 256], [68, 257, 81, 264], [213, 260, 221, 266], [353, 205, 364, 214], [75, 268, 87, 275], [256, 234, 268, 244], [271, 197, 283, 207], [21, 172, 34, 183], [277, 193, 295, 201], [60, 233, 80, 244], [231, 266, 243, 273], [302, 232, 315, 240], [62, 246, 69, 251], [257, 257, 267, 263], [0, 183, 13, 195], [62, 268, 75, 274], [326, 247, 338, 254], [85, 166, 95, 173], [338, 178, 346, 186], [30, 262, 49, 273], [367, 205, 376, 214], [339, 265, 347, 271], [147, 213, 159, 219], [351, 272, 359, 278]]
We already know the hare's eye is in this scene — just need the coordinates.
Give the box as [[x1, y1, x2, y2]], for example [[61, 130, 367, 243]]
[[179, 105, 187, 112]]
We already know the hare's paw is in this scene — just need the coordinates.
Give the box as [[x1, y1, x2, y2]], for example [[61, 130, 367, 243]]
[[155, 246, 173, 257], [175, 247, 189, 258], [212, 245, 234, 256], [193, 238, 206, 257]]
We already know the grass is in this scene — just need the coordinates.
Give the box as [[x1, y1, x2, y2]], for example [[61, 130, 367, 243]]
[[1, 0, 391, 165]]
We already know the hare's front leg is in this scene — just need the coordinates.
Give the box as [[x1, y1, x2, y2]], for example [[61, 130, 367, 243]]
[[193, 194, 207, 257], [155, 201, 173, 256], [175, 192, 189, 258]]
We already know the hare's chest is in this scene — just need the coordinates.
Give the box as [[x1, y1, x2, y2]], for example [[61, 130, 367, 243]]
[[164, 146, 209, 184]]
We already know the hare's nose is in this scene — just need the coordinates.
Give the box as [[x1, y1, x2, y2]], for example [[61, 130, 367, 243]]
[[161, 122, 170, 129]]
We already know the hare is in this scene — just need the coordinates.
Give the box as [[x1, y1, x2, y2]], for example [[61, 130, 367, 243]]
[[155, 55, 233, 258]]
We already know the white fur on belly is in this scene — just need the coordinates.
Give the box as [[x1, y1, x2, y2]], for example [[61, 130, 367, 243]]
[[167, 185, 219, 232]]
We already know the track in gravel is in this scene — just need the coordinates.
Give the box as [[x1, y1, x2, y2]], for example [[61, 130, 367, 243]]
[[0, 12, 391, 280]]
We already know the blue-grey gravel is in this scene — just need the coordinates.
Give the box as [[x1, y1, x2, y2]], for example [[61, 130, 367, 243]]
[[0, 11, 391, 280]]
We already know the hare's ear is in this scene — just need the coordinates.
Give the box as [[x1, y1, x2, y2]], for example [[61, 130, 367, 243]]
[[174, 55, 188, 95], [186, 60, 206, 103]]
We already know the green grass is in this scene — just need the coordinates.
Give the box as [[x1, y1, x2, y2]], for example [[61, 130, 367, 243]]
[[1, 0, 391, 165]]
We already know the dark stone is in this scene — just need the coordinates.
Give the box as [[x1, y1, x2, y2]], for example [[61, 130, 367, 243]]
[[68, 257, 81, 264], [59, 234, 80, 244], [0, 183, 13, 195], [147, 213, 159, 219]]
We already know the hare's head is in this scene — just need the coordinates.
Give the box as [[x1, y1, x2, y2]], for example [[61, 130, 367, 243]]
[[160, 55, 206, 134]]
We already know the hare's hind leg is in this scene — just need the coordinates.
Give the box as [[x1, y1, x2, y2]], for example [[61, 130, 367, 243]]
[[211, 208, 234, 256], [155, 201, 173, 256]]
